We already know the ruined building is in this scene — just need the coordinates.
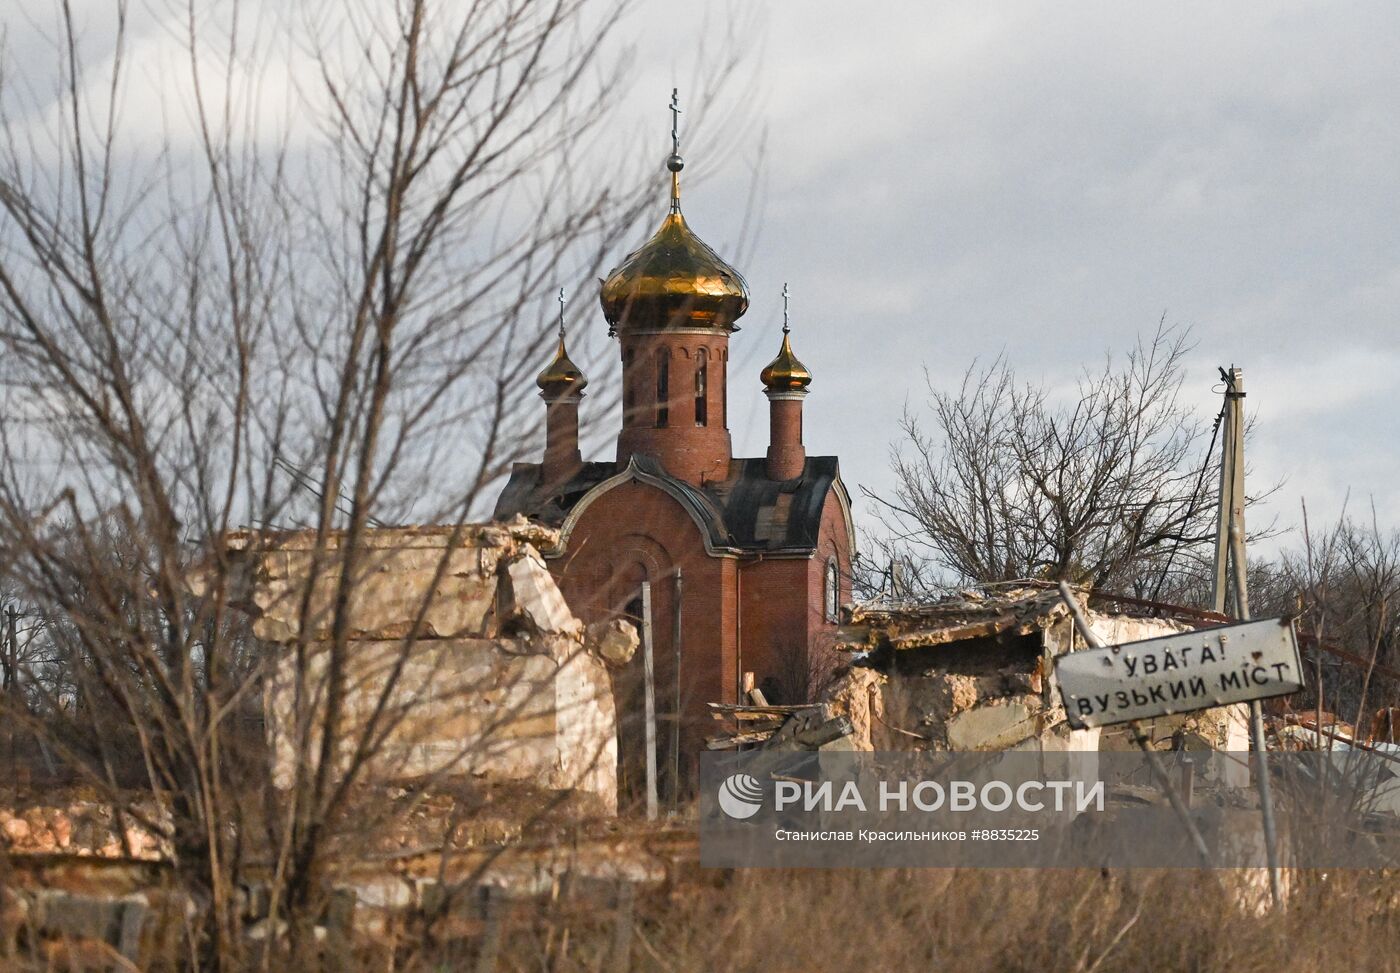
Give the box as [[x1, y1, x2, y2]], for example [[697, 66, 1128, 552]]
[[225, 523, 622, 813], [828, 585, 1248, 775], [493, 115, 856, 791]]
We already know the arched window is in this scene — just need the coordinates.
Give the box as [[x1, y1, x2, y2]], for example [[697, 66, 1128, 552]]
[[694, 348, 708, 426], [654, 349, 669, 427], [824, 558, 841, 623]]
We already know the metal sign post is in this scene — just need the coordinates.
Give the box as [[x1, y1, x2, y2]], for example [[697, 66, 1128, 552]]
[[672, 567, 683, 810], [1056, 583, 1213, 865], [640, 581, 659, 821]]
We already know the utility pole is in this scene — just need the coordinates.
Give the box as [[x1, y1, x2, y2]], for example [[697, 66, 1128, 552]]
[[1212, 366, 1283, 907]]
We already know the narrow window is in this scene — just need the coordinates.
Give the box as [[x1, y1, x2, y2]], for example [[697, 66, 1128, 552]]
[[825, 558, 840, 623], [655, 349, 669, 427], [694, 349, 708, 426], [624, 349, 635, 415], [721, 349, 728, 428]]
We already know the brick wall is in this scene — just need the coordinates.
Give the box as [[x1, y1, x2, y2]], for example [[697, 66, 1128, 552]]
[[551, 481, 737, 795]]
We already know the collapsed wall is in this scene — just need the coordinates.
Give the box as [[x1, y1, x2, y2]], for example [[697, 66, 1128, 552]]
[[228, 519, 619, 813], [828, 587, 1248, 761]]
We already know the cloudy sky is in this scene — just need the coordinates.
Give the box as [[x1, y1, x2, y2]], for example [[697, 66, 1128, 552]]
[[614, 1, 1400, 550], [6, 1, 1396, 549]]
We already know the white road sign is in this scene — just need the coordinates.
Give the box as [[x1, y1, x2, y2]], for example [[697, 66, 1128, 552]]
[[1055, 617, 1304, 729]]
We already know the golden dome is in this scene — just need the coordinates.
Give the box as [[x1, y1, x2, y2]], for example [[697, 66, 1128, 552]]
[[760, 330, 812, 392], [539, 289, 587, 396], [537, 334, 587, 396], [599, 123, 748, 334], [600, 208, 749, 333]]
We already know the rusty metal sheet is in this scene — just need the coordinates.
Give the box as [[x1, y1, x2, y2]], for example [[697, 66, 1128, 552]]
[[1056, 617, 1304, 729]]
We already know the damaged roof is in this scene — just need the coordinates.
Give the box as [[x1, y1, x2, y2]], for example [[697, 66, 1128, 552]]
[[837, 584, 1213, 653], [838, 587, 1073, 653]]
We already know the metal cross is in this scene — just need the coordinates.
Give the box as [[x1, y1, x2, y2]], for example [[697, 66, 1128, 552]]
[[670, 88, 682, 157], [557, 287, 566, 337], [782, 282, 791, 334]]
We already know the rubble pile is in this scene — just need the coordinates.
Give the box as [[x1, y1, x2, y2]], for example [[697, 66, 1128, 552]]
[[705, 703, 853, 751], [0, 801, 170, 860]]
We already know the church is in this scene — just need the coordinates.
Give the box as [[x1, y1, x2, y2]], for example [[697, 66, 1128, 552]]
[[493, 106, 855, 792]]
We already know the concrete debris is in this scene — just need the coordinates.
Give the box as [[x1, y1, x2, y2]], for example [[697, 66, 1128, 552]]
[[586, 618, 640, 668], [0, 803, 170, 860], [222, 523, 546, 643], [838, 587, 1072, 652], [945, 701, 1036, 751], [507, 547, 582, 637], [704, 703, 854, 752]]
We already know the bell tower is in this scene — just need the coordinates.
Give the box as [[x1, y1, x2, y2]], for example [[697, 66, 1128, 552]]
[[599, 90, 749, 486]]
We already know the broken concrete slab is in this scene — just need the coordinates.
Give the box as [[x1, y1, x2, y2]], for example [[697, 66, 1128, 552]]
[[507, 548, 581, 636], [946, 702, 1036, 751], [586, 618, 640, 668]]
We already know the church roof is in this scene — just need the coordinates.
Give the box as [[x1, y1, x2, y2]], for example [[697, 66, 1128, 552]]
[[491, 454, 846, 557]]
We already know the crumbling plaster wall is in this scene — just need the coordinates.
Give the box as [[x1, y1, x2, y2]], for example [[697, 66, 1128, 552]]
[[828, 608, 1242, 758], [238, 522, 618, 812], [827, 632, 1063, 753]]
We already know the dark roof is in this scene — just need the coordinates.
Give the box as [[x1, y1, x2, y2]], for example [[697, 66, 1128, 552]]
[[492, 461, 616, 527], [707, 457, 840, 550], [491, 454, 846, 556]]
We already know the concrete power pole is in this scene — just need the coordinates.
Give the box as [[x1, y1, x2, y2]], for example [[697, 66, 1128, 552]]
[[1211, 366, 1282, 907]]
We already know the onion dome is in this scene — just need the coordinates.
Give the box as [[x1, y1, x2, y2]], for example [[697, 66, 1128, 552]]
[[536, 334, 587, 396], [760, 331, 811, 392], [599, 90, 749, 334], [537, 289, 588, 396], [760, 284, 812, 392]]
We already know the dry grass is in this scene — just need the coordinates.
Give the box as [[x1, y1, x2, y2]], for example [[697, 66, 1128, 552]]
[[380, 866, 1400, 973], [7, 855, 1400, 970]]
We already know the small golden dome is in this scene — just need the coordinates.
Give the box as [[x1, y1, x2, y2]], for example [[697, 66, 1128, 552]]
[[537, 333, 587, 396], [761, 286, 811, 392], [760, 330, 812, 392]]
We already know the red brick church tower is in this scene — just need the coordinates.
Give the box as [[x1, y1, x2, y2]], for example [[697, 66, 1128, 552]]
[[494, 96, 855, 796]]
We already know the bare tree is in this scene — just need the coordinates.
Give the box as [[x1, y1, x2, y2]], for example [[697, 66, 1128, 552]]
[[1275, 503, 1400, 737], [866, 325, 1234, 597], [0, 0, 752, 966]]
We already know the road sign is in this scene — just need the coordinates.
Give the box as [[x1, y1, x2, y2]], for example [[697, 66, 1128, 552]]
[[1055, 617, 1304, 730]]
